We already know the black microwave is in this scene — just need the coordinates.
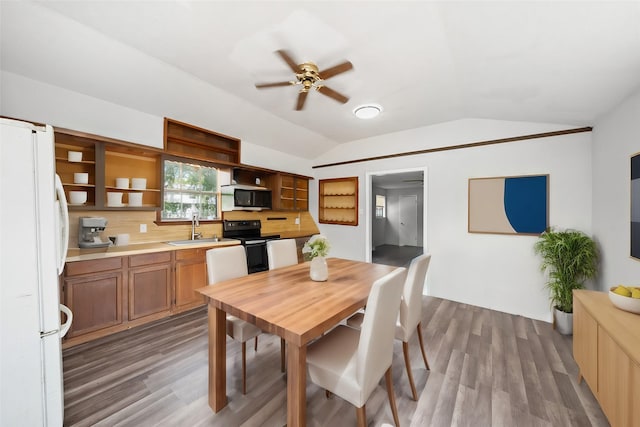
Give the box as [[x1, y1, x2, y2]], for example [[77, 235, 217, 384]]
[[221, 185, 272, 211]]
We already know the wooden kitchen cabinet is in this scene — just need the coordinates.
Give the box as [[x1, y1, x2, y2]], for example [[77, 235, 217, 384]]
[[62, 257, 124, 339], [276, 173, 309, 211], [128, 252, 172, 321], [174, 248, 208, 312], [319, 177, 358, 225], [54, 130, 99, 209], [104, 144, 162, 210], [164, 117, 240, 165], [573, 290, 640, 427], [54, 127, 163, 212]]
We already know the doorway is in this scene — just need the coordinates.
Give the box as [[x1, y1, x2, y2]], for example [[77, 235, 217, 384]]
[[366, 167, 426, 268]]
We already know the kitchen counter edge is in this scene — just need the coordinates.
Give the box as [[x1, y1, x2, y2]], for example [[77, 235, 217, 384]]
[[66, 239, 242, 262]]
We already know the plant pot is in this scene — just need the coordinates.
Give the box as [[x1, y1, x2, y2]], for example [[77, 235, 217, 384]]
[[309, 256, 328, 282], [553, 307, 573, 335]]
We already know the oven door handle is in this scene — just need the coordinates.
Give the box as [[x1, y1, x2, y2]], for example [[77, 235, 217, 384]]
[[244, 239, 267, 245]]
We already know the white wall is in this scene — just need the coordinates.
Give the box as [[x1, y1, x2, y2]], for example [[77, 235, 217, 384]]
[[0, 71, 313, 176], [311, 120, 592, 322], [592, 88, 640, 290]]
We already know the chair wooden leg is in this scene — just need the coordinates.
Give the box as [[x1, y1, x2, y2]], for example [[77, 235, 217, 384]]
[[355, 405, 367, 427], [281, 338, 286, 372], [416, 322, 430, 370], [385, 367, 400, 427], [325, 389, 333, 399], [254, 336, 258, 352], [402, 341, 418, 401], [242, 342, 247, 394]]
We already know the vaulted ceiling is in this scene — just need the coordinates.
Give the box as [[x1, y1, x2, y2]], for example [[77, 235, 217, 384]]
[[2, 1, 639, 160]]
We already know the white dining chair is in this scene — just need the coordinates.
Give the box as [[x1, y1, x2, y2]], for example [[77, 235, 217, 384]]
[[267, 238, 299, 269], [266, 238, 298, 372], [347, 253, 432, 401], [306, 267, 407, 427], [206, 245, 263, 395]]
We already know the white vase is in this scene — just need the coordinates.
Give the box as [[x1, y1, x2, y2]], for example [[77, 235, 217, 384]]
[[310, 256, 328, 281]]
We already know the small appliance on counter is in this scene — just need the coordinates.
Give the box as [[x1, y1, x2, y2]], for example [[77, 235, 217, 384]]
[[78, 217, 111, 248]]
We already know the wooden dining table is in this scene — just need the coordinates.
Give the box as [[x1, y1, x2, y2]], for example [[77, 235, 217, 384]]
[[197, 257, 398, 427]]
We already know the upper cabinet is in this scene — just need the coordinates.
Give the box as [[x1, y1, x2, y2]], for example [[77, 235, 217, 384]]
[[164, 118, 240, 165], [55, 132, 99, 208], [55, 128, 162, 211], [275, 173, 309, 211], [56, 120, 312, 212], [319, 177, 358, 225]]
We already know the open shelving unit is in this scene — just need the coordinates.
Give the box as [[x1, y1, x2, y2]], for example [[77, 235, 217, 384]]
[[318, 177, 358, 226]]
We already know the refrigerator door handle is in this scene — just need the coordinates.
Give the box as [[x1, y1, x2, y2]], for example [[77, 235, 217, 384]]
[[59, 304, 73, 338], [55, 174, 69, 275]]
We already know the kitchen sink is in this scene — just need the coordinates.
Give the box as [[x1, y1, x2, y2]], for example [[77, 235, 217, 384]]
[[165, 238, 235, 246]]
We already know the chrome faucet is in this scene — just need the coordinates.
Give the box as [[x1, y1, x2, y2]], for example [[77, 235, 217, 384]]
[[191, 211, 202, 240]]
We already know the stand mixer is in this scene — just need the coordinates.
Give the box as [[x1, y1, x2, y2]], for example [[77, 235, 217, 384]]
[[78, 217, 111, 248]]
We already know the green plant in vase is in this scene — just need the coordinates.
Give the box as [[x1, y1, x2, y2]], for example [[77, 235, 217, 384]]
[[534, 228, 598, 334]]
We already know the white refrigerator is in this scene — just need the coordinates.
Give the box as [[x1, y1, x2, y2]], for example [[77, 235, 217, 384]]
[[1, 118, 72, 426]]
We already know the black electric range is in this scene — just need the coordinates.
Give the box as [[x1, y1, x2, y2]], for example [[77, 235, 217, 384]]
[[222, 220, 279, 273]]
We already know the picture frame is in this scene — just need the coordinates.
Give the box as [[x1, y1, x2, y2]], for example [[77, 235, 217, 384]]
[[468, 174, 548, 235], [631, 152, 640, 259]]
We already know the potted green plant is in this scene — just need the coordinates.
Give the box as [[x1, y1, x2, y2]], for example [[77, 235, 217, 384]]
[[534, 228, 598, 335]]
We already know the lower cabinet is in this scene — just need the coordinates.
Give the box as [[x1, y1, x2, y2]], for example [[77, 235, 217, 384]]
[[573, 290, 640, 427], [129, 252, 172, 320], [64, 270, 124, 338], [174, 248, 207, 311], [62, 247, 215, 347], [63, 257, 124, 340]]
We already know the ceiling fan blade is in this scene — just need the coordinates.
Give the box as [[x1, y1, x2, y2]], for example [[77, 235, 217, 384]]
[[295, 91, 308, 110], [317, 86, 349, 104], [255, 81, 294, 89], [276, 50, 300, 74], [319, 61, 353, 80]]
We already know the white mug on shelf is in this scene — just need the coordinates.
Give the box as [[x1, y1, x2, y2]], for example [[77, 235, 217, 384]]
[[67, 151, 82, 162], [115, 178, 129, 189], [107, 192, 123, 206], [73, 173, 89, 184], [128, 192, 143, 207], [131, 178, 147, 190]]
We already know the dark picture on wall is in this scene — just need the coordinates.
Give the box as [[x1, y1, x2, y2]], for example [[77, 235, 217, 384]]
[[631, 153, 640, 259], [468, 174, 548, 235]]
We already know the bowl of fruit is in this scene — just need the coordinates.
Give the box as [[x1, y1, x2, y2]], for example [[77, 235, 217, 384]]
[[609, 285, 640, 314]]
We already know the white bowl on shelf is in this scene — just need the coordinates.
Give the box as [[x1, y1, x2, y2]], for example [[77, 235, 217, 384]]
[[69, 191, 87, 205], [609, 286, 640, 314], [73, 172, 89, 184], [131, 178, 147, 190]]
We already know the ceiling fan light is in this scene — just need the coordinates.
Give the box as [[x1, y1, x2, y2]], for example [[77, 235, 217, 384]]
[[354, 105, 381, 119]]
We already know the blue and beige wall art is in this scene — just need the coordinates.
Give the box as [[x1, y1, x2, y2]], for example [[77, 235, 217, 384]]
[[631, 153, 640, 259], [468, 175, 548, 235]]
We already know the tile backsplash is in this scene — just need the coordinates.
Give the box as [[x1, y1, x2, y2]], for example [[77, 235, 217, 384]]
[[68, 210, 222, 248]]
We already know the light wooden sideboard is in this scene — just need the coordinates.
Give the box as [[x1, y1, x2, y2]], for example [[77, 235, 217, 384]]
[[573, 290, 640, 427]]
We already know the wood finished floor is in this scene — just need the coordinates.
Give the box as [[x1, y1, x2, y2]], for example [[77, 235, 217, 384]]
[[63, 297, 609, 427]]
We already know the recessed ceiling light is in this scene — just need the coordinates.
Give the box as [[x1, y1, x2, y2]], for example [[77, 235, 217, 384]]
[[353, 105, 381, 119]]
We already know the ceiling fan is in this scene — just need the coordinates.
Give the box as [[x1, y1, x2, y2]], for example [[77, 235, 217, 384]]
[[255, 50, 353, 111]]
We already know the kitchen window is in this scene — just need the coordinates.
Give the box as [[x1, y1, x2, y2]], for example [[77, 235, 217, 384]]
[[161, 158, 226, 221]]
